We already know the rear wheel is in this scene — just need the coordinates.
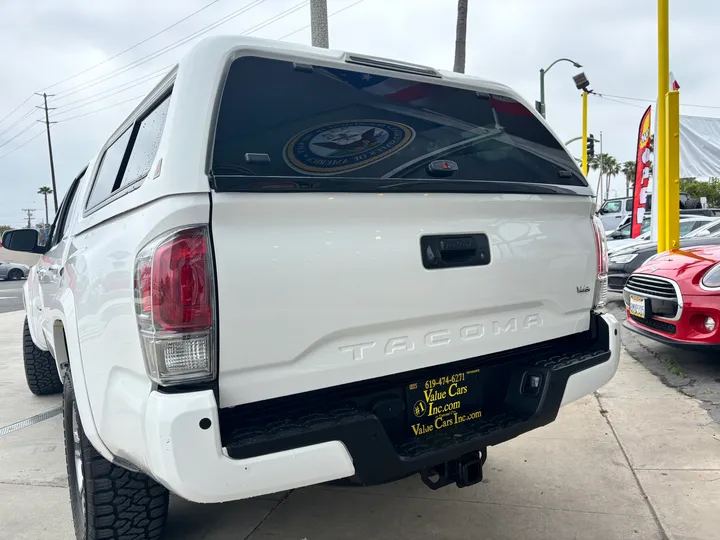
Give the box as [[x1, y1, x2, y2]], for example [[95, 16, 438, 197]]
[[23, 318, 63, 395], [63, 371, 169, 540], [8, 268, 23, 280]]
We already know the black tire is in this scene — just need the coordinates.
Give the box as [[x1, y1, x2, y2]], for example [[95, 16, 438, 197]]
[[63, 371, 169, 540], [8, 268, 23, 280], [23, 317, 63, 395]]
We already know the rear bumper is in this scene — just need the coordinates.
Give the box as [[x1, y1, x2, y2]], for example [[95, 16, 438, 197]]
[[142, 313, 620, 503], [624, 293, 720, 349]]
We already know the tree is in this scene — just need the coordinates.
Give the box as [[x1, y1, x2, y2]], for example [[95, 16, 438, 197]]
[[453, 0, 469, 73], [38, 186, 53, 227], [589, 154, 620, 200], [621, 160, 636, 197]]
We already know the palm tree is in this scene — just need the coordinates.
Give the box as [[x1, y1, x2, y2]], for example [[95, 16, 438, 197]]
[[603, 155, 620, 200], [621, 160, 636, 197], [589, 154, 619, 201], [38, 186, 53, 227], [453, 0, 469, 73]]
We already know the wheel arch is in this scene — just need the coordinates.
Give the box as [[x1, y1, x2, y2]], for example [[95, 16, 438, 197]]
[[52, 315, 115, 462]]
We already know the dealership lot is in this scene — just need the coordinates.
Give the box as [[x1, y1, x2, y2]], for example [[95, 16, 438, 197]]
[[0, 308, 719, 540]]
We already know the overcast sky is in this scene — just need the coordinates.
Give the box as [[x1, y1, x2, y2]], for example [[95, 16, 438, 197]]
[[1, 0, 718, 227]]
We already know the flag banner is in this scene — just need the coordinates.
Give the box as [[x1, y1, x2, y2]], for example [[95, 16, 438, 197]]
[[632, 106, 653, 238]]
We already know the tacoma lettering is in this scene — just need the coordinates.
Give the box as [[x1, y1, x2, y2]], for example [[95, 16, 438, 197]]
[[339, 314, 544, 360]]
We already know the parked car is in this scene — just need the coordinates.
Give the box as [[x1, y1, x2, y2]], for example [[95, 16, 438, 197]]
[[1, 36, 620, 540], [683, 217, 720, 239], [0, 260, 29, 280], [599, 192, 702, 232], [608, 235, 720, 292], [598, 197, 634, 231], [623, 244, 720, 349], [608, 216, 717, 254]]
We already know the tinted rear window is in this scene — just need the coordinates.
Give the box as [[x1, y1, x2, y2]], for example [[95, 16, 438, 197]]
[[211, 56, 586, 192]]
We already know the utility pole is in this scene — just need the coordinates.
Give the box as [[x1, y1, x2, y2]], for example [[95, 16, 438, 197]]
[[21, 209, 35, 229], [36, 93, 58, 213], [453, 0, 469, 73], [310, 0, 329, 48]]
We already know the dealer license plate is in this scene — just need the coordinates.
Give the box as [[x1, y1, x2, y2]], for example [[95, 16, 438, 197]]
[[406, 369, 482, 437], [629, 295, 646, 318]]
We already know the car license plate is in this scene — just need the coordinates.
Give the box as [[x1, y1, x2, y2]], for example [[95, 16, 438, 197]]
[[629, 295, 646, 318], [406, 369, 482, 437]]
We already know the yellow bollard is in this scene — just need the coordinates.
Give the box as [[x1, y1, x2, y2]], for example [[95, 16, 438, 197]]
[[665, 90, 680, 251], [656, 0, 669, 252], [582, 92, 588, 176]]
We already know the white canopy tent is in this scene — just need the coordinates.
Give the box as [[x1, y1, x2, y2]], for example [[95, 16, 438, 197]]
[[649, 113, 720, 240]]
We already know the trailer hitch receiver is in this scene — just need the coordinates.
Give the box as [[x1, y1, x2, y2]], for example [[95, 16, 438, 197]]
[[420, 448, 487, 490]]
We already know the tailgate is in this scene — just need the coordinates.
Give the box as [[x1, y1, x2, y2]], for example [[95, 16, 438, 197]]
[[206, 52, 596, 407], [212, 192, 596, 407]]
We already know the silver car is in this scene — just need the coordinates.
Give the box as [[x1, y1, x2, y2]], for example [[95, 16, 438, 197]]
[[0, 260, 30, 280]]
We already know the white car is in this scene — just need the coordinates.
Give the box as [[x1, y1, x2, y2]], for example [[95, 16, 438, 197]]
[[1, 36, 620, 540], [0, 260, 30, 280], [607, 216, 717, 254]]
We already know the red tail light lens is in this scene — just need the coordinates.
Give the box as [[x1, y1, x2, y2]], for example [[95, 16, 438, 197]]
[[134, 226, 216, 386], [151, 232, 212, 331]]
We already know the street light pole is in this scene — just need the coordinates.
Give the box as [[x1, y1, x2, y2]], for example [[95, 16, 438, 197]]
[[538, 57, 582, 118], [582, 91, 588, 175]]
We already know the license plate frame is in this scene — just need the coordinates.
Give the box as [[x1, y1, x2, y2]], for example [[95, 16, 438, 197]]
[[629, 294, 648, 319], [406, 368, 483, 437]]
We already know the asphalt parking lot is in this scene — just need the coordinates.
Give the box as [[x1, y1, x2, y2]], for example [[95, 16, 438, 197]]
[[1, 305, 719, 539], [0, 281, 24, 314]]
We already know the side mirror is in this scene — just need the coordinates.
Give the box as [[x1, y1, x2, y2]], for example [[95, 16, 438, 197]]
[[1, 229, 43, 253], [696, 229, 711, 238]]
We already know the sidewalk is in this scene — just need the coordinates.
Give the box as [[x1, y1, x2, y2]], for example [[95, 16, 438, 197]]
[[0, 309, 718, 540]]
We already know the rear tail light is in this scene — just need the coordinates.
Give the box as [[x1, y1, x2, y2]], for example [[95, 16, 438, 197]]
[[591, 215, 609, 310], [134, 226, 216, 386]]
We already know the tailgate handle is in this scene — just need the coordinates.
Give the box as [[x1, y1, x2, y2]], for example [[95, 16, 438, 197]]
[[439, 237, 477, 262], [421, 234, 491, 269]]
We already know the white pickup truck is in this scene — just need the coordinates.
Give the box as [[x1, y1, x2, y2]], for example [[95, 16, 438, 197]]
[[3, 36, 620, 540]]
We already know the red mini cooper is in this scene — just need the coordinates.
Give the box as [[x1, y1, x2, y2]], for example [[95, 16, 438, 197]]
[[624, 244, 720, 349]]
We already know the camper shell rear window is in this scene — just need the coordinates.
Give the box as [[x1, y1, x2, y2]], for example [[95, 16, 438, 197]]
[[210, 56, 587, 193]]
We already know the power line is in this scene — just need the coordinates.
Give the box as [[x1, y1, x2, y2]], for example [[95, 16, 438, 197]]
[[592, 94, 647, 110], [42, 0, 225, 91], [1, 0, 361, 162], [0, 94, 33, 127], [0, 129, 44, 161], [0, 108, 35, 138], [55, 95, 147, 123], [2, 0, 313, 126], [51, 66, 172, 104], [53, 75, 164, 115], [52, 0, 270, 98], [594, 91, 720, 110], [0, 0, 259, 121], [0, 122, 37, 150]]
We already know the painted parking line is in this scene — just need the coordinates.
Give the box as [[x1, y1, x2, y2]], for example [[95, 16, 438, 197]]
[[0, 406, 63, 437]]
